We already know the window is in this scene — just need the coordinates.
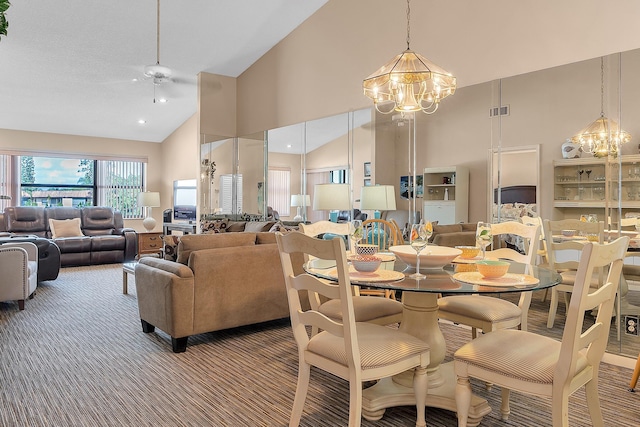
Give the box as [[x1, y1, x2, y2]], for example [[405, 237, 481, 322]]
[[11, 155, 144, 219], [268, 168, 291, 216]]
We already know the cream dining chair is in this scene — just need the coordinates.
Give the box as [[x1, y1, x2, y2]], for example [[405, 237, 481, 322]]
[[298, 221, 403, 330], [276, 231, 429, 427], [437, 221, 540, 338], [543, 218, 604, 328], [0, 242, 38, 310], [454, 236, 629, 427]]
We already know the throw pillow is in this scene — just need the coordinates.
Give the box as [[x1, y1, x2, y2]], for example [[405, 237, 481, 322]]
[[49, 218, 83, 238], [201, 218, 229, 234], [268, 222, 294, 233], [162, 235, 181, 262]]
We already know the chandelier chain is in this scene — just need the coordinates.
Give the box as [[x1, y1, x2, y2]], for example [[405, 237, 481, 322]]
[[406, 0, 411, 50], [600, 57, 604, 115]]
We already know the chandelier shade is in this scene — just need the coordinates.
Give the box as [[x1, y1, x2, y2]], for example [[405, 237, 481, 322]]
[[362, 0, 456, 114], [363, 50, 456, 114], [570, 113, 631, 158], [570, 56, 631, 157]]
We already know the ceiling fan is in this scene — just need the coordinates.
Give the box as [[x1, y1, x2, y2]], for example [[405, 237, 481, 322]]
[[144, 0, 172, 87], [140, 0, 195, 102]]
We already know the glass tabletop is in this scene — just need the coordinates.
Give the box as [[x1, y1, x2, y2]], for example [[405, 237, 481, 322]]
[[303, 256, 561, 295]]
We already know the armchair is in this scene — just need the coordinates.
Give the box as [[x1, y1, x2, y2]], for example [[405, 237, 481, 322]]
[[0, 242, 38, 310]]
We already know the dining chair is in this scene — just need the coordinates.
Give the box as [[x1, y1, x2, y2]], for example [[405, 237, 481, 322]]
[[359, 218, 402, 299], [362, 218, 401, 251], [543, 218, 604, 328], [630, 352, 640, 392], [454, 236, 629, 427], [521, 216, 553, 303], [0, 242, 38, 310], [275, 231, 430, 427], [437, 221, 540, 338], [388, 218, 406, 244], [298, 222, 403, 331]]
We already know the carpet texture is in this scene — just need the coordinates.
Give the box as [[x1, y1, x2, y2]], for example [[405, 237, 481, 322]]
[[0, 264, 639, 426]]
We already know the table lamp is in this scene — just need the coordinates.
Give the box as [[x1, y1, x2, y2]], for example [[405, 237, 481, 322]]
[[138, 191, 161, 232], [313, 183, 350, 222], [291, 194, 310, 222], [360, 185, 396, 219]]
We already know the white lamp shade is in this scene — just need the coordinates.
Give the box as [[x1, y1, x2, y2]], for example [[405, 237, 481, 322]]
[[313, 184, 350, 211], [360, 185, 397, 211], [137, 191, 160, 207], [291, 194, 311, 207]]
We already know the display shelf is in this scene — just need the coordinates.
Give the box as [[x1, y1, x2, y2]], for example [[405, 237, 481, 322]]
[[423, 166, 469, 224], [553, 154, 640, 216]]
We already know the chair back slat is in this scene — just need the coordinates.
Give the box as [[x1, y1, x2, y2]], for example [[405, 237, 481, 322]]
[[488, 221, 540, 265]]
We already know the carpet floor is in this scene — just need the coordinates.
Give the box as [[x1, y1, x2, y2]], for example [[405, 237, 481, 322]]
[[0, 264, 639, 426]]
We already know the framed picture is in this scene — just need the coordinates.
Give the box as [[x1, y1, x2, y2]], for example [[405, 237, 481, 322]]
[[364, 178, 371, 186], [399, 175, 423, 199], [364, 162, 371, 177]]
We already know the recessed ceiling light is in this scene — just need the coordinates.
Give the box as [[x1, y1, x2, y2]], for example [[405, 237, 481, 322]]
[[158, 98, 168, 103], [138, 119, 146, 124], [287, 144, 292, 148]]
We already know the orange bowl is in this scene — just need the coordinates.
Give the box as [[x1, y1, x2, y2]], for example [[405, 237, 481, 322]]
[[455, 246, 480, 259], [476, 260, 510, 278]]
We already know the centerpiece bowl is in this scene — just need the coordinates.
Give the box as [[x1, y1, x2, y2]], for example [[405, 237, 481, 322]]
[[389, 245, 462, 270]]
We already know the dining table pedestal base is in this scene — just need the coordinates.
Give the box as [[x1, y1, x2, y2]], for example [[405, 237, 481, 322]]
[[361, 290, 491, 425], [362, 362, 491, 426]]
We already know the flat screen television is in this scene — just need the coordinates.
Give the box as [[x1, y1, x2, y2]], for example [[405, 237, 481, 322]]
[[173, 179, 197, 222]]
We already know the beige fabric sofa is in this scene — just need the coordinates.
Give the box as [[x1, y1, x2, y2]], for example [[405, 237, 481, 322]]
[[135, 232, 298, 352], [430, 223, 477, 247]]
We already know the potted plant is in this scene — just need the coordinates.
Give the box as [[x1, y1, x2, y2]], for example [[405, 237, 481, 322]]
[[0, 0, 10, 42]]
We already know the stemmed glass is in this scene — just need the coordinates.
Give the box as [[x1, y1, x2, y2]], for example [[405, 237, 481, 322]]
[[349, 220, 363, 255], [409, 221, 432, 279], [475, 222, 492, 260]]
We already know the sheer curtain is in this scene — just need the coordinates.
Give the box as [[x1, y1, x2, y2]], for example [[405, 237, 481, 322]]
[[268, 168, 290, 217]]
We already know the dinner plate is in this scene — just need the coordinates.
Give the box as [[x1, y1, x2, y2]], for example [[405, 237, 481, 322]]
[[325, 267, 405, 283], [452, 272, 539, 287]]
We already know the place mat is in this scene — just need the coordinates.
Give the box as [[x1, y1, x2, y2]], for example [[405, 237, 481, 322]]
[[452, 272, 539, 287], [325, 267, 405, 283]]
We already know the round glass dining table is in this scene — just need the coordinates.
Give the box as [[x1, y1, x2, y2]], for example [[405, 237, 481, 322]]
[[304, 254, 561, 426]]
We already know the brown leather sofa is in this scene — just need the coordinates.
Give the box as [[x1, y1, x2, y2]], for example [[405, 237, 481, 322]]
[[135, 232, 303, 352], [1, 206, 137, 266]]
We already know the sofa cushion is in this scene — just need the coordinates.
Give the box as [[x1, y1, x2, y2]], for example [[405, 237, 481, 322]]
[[461, 223, 478, 231], [226, 221, 246, 232], [53, 236, 92, 252], [433, 224, 463, 234], [49, 218, 84, 238], [202, 218, 229, 234], [90, 235, 125, 251], [177, 233, 257, 264], [81, 207, 116, 236], [244, 221, 276, 232], [256, 232, 277, 244]]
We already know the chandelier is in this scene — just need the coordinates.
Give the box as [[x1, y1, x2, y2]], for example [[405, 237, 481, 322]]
[[571, 57, 631, 158], [362, 0, 456, 114]]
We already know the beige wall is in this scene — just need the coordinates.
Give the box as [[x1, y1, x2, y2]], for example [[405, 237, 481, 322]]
[[0, 128, 163, 232], [160, 114, 199, 227]]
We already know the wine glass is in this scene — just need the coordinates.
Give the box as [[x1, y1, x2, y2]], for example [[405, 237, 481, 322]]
[[349, 220, 363, 255], [475, 222, 492, 260], [409, 223, 429, 279]]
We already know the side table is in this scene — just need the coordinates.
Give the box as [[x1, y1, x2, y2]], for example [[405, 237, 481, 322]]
[[122, 261, 136, 294], [137, 231, 163, 258]]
